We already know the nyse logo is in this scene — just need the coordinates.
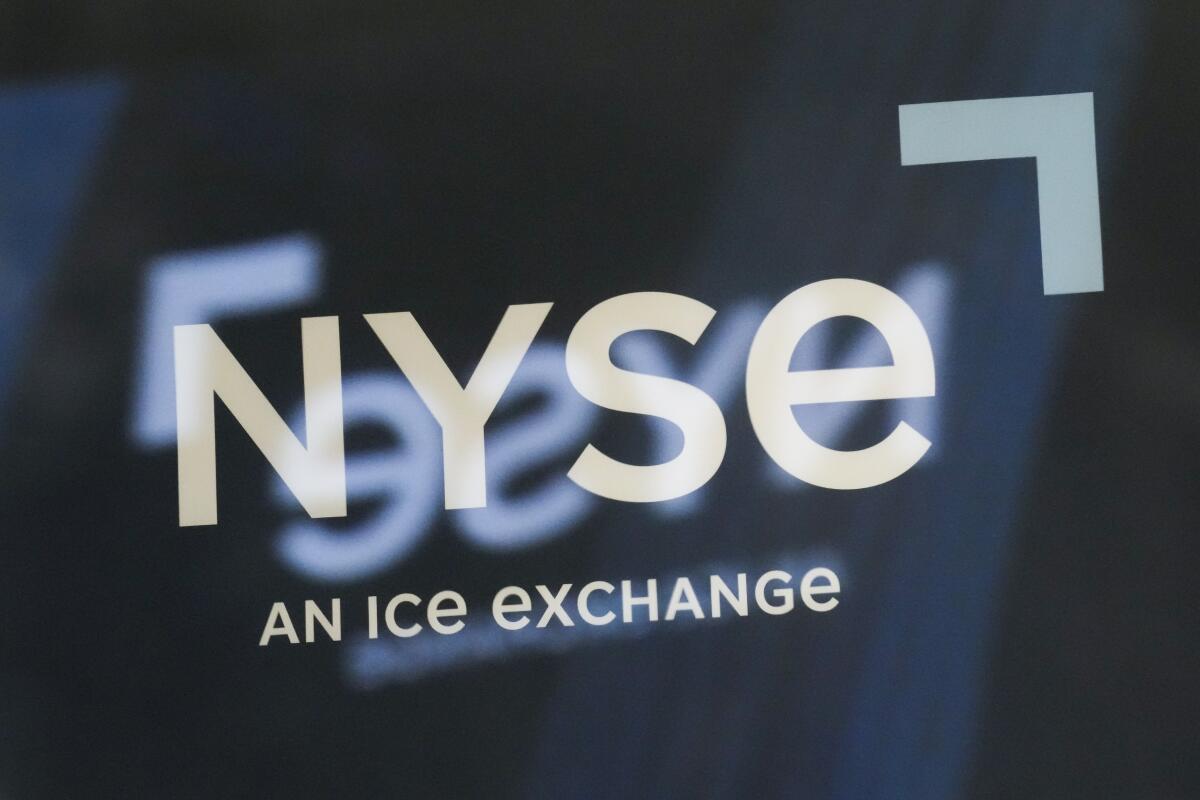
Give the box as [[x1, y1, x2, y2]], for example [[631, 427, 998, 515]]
[[174, 278, 939, 527], [140, 93, 1103, 575]]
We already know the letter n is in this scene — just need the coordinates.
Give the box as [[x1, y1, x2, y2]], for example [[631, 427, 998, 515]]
[[174, 317, 345, 526]]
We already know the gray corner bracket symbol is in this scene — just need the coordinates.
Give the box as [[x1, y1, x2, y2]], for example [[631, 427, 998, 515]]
[[899, 92, 1103, 295]]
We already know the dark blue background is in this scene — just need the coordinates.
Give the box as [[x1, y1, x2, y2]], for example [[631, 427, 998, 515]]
[[0, 3, 1195, 798]]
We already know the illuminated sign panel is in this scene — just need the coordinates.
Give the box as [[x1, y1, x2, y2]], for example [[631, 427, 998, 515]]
[[2, 7, 1194, 799]]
